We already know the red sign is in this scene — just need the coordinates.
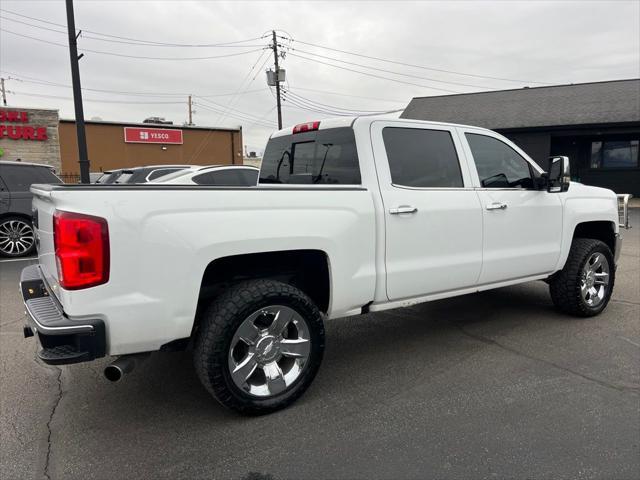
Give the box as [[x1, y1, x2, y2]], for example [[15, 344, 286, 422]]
[[124, 127, 183, 144], [0, 110, 48, 141]]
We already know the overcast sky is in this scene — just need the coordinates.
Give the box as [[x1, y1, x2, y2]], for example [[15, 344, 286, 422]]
[[1, 0, 639, 155]]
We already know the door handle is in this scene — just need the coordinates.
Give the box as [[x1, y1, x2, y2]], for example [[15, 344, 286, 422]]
[[486, 202, 508, 211], [389, 205, 418, 215]]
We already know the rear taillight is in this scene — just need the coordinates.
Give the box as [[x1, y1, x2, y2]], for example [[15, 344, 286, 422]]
[[53, 210, 109, 290], [293, 121, 320, 134]]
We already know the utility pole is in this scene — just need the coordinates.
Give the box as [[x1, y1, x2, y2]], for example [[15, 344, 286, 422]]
[[188, 95, 194, 126], [0, 78, 6, 106], [271, 30, 282, 129], [65, 0, 90, 184]]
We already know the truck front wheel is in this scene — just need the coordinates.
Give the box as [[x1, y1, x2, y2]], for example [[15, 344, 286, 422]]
[[194, 279, 325, 414], [549, 238, 615, 317]]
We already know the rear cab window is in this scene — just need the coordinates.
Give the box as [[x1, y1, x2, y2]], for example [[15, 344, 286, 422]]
[[259, 127, 361, 185], [382, 127, 463, 188]]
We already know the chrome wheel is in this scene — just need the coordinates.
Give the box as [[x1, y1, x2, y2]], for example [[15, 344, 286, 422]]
[[580, 252, 610, 307], [0, 219, 35, 257], [228, 305, 311, 398]]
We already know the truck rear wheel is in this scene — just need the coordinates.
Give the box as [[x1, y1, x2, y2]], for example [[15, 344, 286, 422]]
[[194, 279, 325, 415], [549, 238, 615, 317]]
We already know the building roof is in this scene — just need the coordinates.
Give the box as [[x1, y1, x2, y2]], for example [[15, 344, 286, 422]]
[[401, 78, 640, 130], [59, 118, 241, 132]]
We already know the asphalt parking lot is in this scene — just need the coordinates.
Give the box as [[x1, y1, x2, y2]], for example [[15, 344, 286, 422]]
[[1, 210, 638, 480]]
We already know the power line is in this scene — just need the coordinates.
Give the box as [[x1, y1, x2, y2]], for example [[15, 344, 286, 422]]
[[288, 52, 462, 93], [194, 100, 277, 127], [0, 29, 267, 60], [195, 100, 277, 127], [282, 96, 346, 117], [291, 47, 499, 90], [289, 86, 407, 103], [194, 102, 276, 129], [0, 8, 267, 47], [194, 95, 276, 124], [245, 105, 277, 129], [216, 49, 270, 124], [287, 37, 553, 85], [1, 70, 267, 98], [9, 90, 187, 104], [285, 89, 400, 113], [281, 90, 355, 117], [0, 15, 267, 48], [283, 93, 372, 117], [283, 89, 395, 115]]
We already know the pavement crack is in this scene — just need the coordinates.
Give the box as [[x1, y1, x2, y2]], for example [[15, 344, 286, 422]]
[[43, 367, 63, 480], [456, 325, 640, 394], [8, 420, 26, 447]]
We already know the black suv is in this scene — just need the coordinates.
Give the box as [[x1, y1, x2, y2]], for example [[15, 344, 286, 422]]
[[0, 161, 62, 257]]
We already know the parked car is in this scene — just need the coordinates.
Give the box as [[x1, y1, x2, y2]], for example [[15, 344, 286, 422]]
[[154, 165, 259, 186], [0, 161, 62, 257], [20, 116, 631, 415], [114, 165, 191, 184], [89, 172, 104, 183], [95, 169, 124, 184]]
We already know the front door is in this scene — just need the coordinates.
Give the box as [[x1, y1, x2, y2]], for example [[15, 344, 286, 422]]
[[371, 121, 483, 301], [460, 129, 563, 284]]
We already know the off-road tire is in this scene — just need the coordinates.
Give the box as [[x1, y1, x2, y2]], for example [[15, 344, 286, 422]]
[[193, 279, 325, 415], [549, 238, 615, 317]]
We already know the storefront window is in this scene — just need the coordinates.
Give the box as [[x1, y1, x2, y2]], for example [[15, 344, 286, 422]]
[[590, 140, 639, 169], [590, 142, 602, 168]]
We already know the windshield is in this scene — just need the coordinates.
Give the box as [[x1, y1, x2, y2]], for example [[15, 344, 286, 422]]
[[259, 127, 361, 185]]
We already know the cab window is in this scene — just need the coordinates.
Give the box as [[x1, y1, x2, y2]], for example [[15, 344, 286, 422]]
[[259, 127, 360, 185], [383, 127, 463, 188], [466, 134, 534, 188]]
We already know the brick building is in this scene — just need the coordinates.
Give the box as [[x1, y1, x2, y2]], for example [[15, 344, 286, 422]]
[[0, 107, 61, 170], [58, 119, 243, 176], [0, 107, 242, 180]]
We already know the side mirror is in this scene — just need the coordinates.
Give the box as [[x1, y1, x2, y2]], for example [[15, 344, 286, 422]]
[[546, 156, 570, 192]]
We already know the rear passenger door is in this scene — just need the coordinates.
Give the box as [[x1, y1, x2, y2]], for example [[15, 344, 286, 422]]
[[371, 121, 483, 300]]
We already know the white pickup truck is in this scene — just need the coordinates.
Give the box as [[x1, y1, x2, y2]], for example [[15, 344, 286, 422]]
[[21, 116, 631, 414]]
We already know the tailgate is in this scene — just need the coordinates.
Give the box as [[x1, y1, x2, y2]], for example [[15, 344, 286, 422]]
[[31, 186, 61, 301]]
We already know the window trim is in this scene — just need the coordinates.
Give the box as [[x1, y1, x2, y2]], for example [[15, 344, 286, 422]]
[[391, 184, 475, 191], [461, 128, 542, 190]]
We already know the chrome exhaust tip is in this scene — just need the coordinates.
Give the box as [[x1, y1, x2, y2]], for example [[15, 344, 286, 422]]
[[104, 364, 124, 382], [104, 353, 149, 382]]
